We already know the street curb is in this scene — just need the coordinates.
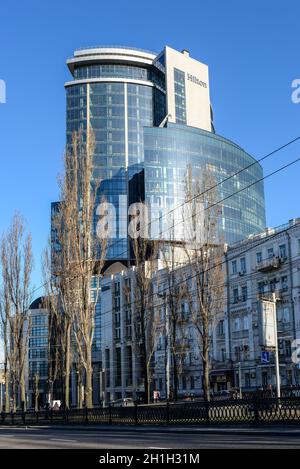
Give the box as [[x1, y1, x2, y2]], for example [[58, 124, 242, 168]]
[[2, 424, 300, 437]]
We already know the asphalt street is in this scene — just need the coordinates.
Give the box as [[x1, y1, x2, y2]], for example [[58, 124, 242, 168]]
[[0, 427, 300, 448]]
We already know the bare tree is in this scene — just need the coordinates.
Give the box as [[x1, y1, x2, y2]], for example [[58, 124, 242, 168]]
[[131, 232, 158, 404], [145, 301, 161, 403], [183, 166, 225, 401], [41, 244, 63, 408], [33, 373, 40, 412], [52, 130, 107, 409], [159, 243, 188, 401], [0, 214, 33, 411], [0, 263, 11, 412]]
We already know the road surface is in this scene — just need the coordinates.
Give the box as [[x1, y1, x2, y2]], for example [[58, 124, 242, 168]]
[[0, 427, 300, 448]]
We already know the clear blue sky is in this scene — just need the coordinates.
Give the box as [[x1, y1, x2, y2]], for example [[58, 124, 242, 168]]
[[0, 0, 299, 289]]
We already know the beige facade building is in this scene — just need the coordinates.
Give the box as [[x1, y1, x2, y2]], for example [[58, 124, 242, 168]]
[[161, 46, 213, 131], [100, 218, 300, 401]]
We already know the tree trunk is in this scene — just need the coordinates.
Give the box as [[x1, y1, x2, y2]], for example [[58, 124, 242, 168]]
[[34, 376, 39, 412], [140, 325, 149, 404], [202, 344, 210, 402], [172, 319, 178, 401], [173, 351, 178, 401], [143, 361, 149, 404], [76, 367, 83, 409], [147, 363, 151, 403], [4, 366, 10, 413], [85, 351, 93, 408], [12, 378, 17, 412], [20, 369, 26, 411], [139, 340, 149, 404], [64, 324, 71, 409]]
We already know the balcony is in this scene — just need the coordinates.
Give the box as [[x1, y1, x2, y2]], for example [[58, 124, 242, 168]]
[[232, 296, 248, 305], [256, 256, 282, 272]]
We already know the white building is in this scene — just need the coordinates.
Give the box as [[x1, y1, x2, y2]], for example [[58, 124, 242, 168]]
[[221, 218, 300, 392], [26, 219, 300, 404], [92, 218, 300, 401]]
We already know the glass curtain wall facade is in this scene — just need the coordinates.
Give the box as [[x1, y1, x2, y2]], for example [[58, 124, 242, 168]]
[[142, 124, 266, 244], [28, 300, 49, 409], [66, 60, 165, 261]]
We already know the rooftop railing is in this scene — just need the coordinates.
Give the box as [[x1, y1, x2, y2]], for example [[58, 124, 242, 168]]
[[73, 45, 157, 55]]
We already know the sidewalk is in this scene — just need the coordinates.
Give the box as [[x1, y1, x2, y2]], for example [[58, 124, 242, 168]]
[[4, 424, 300, 436]]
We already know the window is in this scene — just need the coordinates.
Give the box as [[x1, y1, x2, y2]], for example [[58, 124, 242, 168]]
[[281, 275, 288, 291], [234, 346, 241, 361], [279, 244, 287, 258], [234, 317, 240, 331], [285, 340, 291, 357], [114, 295, 120, 311], [256, 252, 262, 264], [262, 371, 268, 387], [115, 328, 121, 341], [270, 278, 277, 292], [126, 325, 132, 340], [221, 348, 226, 362], [125, 309, 131, 324], [232, 260, 237, 274], [90, 289, 98, 302], [233, 288, 239, 303], [283, 306, 290, 323], [243, 316, 249, 330], [298, 239, 300, 253], [241, 286, 248, 301], [174, 68, 186, 124], [258, 281, 264, 294], [217, 320, 225, 335], [240, 257, 246, 273], [267, 247, 274, 258], [181, 302, 189, 320], [114, 312, 120, 327], [190, 376, 195, 390]]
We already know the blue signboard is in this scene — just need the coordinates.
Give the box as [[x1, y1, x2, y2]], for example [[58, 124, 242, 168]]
[[261, 351, 270, 363]]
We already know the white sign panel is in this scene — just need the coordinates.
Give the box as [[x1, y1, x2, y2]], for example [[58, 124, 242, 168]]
[[259, 300, 277, 348]]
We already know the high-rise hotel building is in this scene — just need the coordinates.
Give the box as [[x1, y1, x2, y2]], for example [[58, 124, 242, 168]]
[[65, 45, 266, 264]]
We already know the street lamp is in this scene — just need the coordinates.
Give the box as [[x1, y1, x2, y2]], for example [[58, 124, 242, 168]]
[[238, 362, 242, 399], [157, 291, 171, 401], [99, 368, 106, 407], [259, 293, 281, 398]]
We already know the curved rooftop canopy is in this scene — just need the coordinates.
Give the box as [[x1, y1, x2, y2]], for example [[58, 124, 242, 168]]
[[67, 46, 158, 75]]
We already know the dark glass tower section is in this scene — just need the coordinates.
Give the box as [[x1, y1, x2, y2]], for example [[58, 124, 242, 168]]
[[66, 48, 166, 262]]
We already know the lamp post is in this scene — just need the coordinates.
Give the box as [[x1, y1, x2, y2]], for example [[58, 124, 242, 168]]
[[157, 292, 171, 401], [238, 362, 242, 398], [99, 368, 105, 407], [259, 293, 281, 399], [273, 297, 281, 399]]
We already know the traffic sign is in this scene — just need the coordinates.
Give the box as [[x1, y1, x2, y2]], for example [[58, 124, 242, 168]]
[[261, 351, 270, 363]]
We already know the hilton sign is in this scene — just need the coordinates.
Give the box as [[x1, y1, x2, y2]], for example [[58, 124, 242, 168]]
[[187, 73, 207, 88]]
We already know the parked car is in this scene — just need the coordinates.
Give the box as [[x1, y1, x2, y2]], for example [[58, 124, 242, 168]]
[[110, 398, 135, 407], [213, 390, 231, 400]]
